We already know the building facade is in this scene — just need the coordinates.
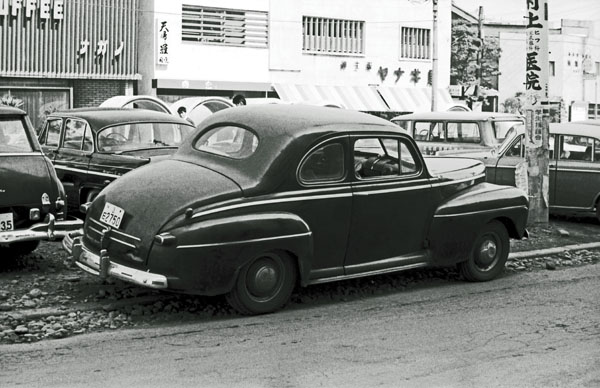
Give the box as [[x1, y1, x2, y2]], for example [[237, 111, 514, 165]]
[[138, 0, 455, 113], [0, 0, 138, 130]]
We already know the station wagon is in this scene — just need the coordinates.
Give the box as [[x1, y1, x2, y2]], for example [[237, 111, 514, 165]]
[[392, 112, 525, 155]]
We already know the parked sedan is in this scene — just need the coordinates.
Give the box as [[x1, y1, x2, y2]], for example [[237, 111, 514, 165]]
[[1, 106, 82, 258], [67, 105, 528, 315], [473, 120, 600, 221], [37, 108, 195, 213]]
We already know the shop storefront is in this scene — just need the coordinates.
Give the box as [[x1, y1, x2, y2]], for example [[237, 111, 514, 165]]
[[0, 0, 138, 130]]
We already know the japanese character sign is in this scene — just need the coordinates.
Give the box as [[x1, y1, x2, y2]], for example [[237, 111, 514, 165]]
[[157, 20, 169, 65], [524, 0, 549, 148]]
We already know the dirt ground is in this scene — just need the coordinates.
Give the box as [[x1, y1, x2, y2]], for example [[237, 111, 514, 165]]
[[1, 215, 599, 344]]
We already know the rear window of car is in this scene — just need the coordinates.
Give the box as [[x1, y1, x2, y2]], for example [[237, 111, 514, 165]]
[[0, 117, 33, 153], [194, 125, 258, 159], [97, 122, 194, 152]]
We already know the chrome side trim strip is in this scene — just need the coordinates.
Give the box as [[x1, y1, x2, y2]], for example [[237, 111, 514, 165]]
[[308, 262, 429, 285], [345, 253, 426, 271], [177, 232, 312, 249], [555, 168, 597, 174], [0, 152, 43, 157], [54, 165, 121, 179], [192, 193, 352, 219], [434, 205, 527, 218], [354, 183, 431, 196], [430, 173, 485, 187]]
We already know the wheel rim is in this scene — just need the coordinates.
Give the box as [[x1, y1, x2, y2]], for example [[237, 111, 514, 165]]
[[474, 234, 500, 272], [244, 254, 284, 302]]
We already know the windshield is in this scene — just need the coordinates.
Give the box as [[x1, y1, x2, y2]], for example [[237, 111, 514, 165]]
[[97, 122, 194, 152], [0, 117, 34, 153], [492, 120, 525, 143]]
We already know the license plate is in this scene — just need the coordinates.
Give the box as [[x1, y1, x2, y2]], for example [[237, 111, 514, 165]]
[[0, 213, 14, 231], [99, 202, 125, 229]]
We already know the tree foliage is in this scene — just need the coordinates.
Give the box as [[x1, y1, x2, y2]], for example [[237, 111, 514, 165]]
[[451, 19, 501, 89]]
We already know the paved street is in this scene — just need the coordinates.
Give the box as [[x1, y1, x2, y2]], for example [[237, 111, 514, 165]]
[[2, 263, 598, 388]]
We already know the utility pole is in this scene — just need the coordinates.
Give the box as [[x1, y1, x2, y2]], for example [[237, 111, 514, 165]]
[[523, 0, 550, 224], [431, 0, 438, 112]]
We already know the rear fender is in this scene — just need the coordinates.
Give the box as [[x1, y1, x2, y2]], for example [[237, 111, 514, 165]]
[[429, 183, 528, 265], [151, 212, 313, 294]]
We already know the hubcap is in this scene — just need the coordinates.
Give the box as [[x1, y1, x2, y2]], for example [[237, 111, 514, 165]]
[[476, 238, 498, 270], [246, 258, 281, 299]]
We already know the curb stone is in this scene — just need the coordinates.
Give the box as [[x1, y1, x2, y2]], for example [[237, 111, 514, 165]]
[[4, 242, 600, 323]]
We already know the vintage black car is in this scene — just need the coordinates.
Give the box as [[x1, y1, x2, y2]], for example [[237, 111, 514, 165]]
[[67, 105, 529, 315], [37, 108, 195, 213], [1, 106, 82, 257]]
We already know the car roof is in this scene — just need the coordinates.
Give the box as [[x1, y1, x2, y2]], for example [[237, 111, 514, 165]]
[[392, 111, 524, 121], [197, 103, 397, 138], [48, 108, 192, 130], [550, 120, 600, 137], [0, 106, 27, 116]]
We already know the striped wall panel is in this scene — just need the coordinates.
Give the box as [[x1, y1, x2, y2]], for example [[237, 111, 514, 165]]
[[0, 0, 137, 79]]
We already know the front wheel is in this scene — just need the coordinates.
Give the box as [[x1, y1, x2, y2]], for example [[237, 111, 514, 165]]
[[459, 221, 509, 282], [226, 251, 297, 315]]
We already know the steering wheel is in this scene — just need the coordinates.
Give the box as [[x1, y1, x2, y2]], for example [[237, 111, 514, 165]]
[[106, 132, 128, 142]]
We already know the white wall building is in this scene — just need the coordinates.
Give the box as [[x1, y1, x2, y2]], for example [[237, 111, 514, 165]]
[[138, 0, 455, 113]]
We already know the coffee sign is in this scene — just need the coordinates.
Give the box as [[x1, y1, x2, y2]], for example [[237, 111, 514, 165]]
[[0, 0, 64, 20]]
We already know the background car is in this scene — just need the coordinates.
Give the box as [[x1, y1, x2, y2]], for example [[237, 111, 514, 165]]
[[37, 108, 195, 214], [392, 111, 524, 155], [0, 106, 82, 258], [470, 120, 600, 221], [67, 105, 528, 315]]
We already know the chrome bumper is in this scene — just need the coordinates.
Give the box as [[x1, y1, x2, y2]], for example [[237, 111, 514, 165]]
[[0, 214, 83, 245], [71, 237, 168, 289]]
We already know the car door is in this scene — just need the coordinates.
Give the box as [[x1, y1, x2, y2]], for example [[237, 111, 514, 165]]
[[53, 118, 92, 210], [492, 134, 524, 186], [344, 135, 434, 275], [295, 137, 353, 279], [553, 135, 598, 210], [38, 117, 63, 163]]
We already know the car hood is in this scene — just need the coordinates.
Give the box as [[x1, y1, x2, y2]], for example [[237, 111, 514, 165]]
[[424, 157, 486, 181], [0, 153, 57, 207], [83, 159, 242, 263]]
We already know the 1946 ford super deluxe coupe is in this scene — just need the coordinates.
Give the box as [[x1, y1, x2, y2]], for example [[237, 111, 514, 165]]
[[66, 105, 528, 315]]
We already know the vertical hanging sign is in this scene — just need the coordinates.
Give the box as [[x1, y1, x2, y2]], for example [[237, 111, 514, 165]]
[[524, 0, 550, 223], [524, 0, 549, 146], [157, 19, 169, 65]]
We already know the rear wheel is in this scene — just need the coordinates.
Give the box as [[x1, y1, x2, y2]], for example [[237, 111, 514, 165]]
[[226, 251, 297, 315], [459, 221, 509, 282]]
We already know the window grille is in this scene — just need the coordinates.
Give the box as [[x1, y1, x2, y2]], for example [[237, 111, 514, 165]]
[[182, 5, 268, 48], [400, 27, 430, 59], [302, 16, 364, 54]]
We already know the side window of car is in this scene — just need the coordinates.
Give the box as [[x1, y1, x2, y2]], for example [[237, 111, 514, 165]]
[[505, 136, 523, 157], [594, 139, 600, 163], [560, 135, 593, 161], [83, 124, 94, 152], [63, 119, 87, 150], [446, 122, 480, 144], [353, 137, 417, 179], [43, 119, 62, 147], [414, 122, 443, 142], [299, 142, 345, 183]]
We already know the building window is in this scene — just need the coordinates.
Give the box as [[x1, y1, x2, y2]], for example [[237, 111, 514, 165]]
[[181, 5, 268, 48], [549, 61, 555, 76], [400, 27, 430, 59], [302, 16, 364, 54]]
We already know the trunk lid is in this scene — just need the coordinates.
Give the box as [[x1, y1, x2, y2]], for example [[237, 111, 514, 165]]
[[83, 159, 242, 265]]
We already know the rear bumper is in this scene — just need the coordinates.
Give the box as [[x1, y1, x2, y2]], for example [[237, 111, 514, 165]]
[[0, 215, 83, 245], [70, 237, 168, 289]]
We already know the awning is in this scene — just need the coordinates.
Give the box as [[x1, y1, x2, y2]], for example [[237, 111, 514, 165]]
[[273, 83, 389, 111], [377, 87, 456, 112]]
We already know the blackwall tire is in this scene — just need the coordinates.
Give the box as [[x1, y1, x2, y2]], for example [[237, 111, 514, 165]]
[[459, 220, 509, 282], [226, 251, 297, 315]]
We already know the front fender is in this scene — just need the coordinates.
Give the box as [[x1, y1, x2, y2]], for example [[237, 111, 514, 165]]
[[148, 212, 313, 295], [428, 183, 529, 265]]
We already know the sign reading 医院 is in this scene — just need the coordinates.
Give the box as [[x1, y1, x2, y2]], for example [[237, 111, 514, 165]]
[[0, 0, 64, 20]]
